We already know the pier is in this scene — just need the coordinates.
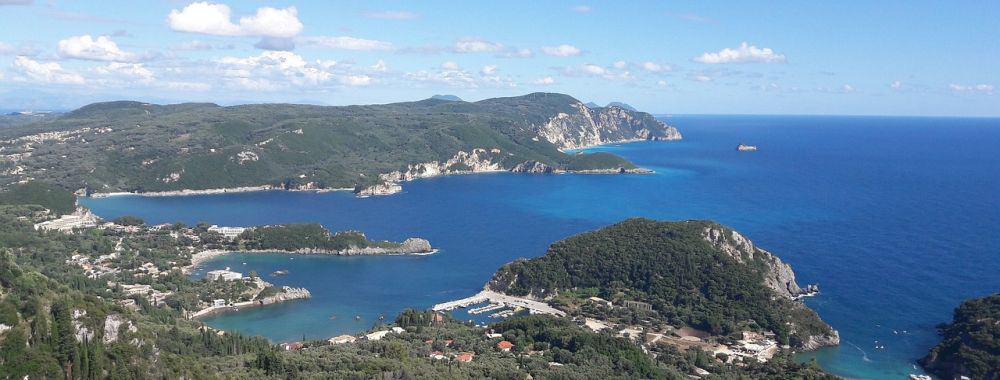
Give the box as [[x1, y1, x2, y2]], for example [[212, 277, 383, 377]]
[[432, 290, 566, 317]]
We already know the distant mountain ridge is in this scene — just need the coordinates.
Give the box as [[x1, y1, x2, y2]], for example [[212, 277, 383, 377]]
[[429, 94, 463, 102], [0, 93, 680, 195]]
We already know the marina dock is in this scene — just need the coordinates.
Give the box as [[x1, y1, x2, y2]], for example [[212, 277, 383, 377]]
[[432, 289, 566, 317]]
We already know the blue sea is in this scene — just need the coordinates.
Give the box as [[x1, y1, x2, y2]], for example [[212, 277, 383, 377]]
[[81, 115, 1000, 379]]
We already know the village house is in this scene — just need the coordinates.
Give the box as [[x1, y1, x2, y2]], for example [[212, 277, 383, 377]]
[[364, 330, 391, 341], [208, 225, 247, 240], [623, 300, 653, 311], [206, 269, 243, 281], [587, 296, 613, 307], [428, 351, 447, 360], [328, 335, 356, 344], [454, 352, 474, 363], [496, 340, 514, 352]]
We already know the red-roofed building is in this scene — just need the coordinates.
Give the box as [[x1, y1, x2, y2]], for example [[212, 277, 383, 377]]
[[497, 340, 514, 352], [455, 352, 474, 363]]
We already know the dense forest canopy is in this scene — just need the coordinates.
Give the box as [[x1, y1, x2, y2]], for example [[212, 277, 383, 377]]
[[489, 218, 834, 347], [920, 293, 1000, 380]]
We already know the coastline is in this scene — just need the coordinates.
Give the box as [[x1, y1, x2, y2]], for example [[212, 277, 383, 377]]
[[86, 139, 672, 199], [183, 248, 440, 274], [89, 185, 354, 199], [189, 286, 312, 319]]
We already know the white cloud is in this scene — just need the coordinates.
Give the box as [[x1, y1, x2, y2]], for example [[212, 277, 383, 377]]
[[216, 51, 340, 89], [641, 61, 672, 72], [842, 84, 855, 93], [454, 38, 504, 53], [164, 81, 211, 91], [371, 60, 387, 72], [405, 69, 477, 88], [364, 11, 419, 20], [692, 74, 712, 82], [501, 48, 533, 58], [572, 5, 592, 13], [441, 61, 460, 70], [174, 40, 222, 51], [693, 42, 786, 64], [890, 80, 902, 90], [0, 42, 13, 55], [94, 62, 155, 83], [10, 56, 84, 84], [0, 0, 33, 5], [657, 80, 668, 87], [58, 35, 135, 62], [481, 65, 497, 75], [340, 75, 372, 86], [168, 2, 303, 38], [542, 44, 582, 57], [533, 76, 555, 85], [299, 36, 393, 51], [949, 83, 994, 94], [581, 64, 606, 75], [612, 60, 627, 69]]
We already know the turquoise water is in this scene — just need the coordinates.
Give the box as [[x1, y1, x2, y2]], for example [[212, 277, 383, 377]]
[[82, 115, 1000, 379]]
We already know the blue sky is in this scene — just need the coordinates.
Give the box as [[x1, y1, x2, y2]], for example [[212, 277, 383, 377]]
[[0, 0, 997, 116]]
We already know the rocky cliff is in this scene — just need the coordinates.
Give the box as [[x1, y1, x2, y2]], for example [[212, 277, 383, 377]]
[[534, 103, 681, 151], [701, 225, 805, 299]]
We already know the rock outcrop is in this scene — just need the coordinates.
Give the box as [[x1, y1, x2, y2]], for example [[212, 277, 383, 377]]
[[258, 286, 311, 306], [510, 161, 555, 173], [534, 103, 681, 151], [701, 225, 804, 298], [800, 330, 841, 350], [103, 314, 136, 344]]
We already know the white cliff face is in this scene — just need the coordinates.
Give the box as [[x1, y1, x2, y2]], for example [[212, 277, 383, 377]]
[[359, 149, 507, 196], [103, 314, 136, 344], [701, 226, 804, 298], [535, 103, 681, 151]]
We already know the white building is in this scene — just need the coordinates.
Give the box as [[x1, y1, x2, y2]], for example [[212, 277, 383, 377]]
[[206, 269, 243, 281], [328, 335, 356, 344], [212, 299, 226, 307], [364, 330, 391, 341], [208, 225, 246, 240]]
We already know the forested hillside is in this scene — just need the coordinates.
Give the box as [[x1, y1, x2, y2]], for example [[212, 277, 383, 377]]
[[0, 93, 679, 195], [920, 293, 1000, 380], [489, 218, 837, 349], [0, 186, 838, 379]]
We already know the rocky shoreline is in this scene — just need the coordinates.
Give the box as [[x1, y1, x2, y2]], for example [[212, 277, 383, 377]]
[[89, 185, 353, 198], [184, 238, 435, 273], [189, 286, 312, 319]]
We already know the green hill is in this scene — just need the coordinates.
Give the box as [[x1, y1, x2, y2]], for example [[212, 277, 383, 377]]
[[0, 93, 680, 195], [488, 218, 839, 349], [920, 293, 1000, 380]]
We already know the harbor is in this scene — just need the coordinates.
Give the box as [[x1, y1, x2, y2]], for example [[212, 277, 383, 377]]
[[432, 289, 566, 317]]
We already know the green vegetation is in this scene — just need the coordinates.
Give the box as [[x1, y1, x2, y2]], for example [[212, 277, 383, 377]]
[[0, 186, 833, 379], [237, 224, 399, 252], [0, 182, 75, 215], [490, 218, 834, 347], [920, 293, 1000, 380], [0, 93, 675, 194]]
